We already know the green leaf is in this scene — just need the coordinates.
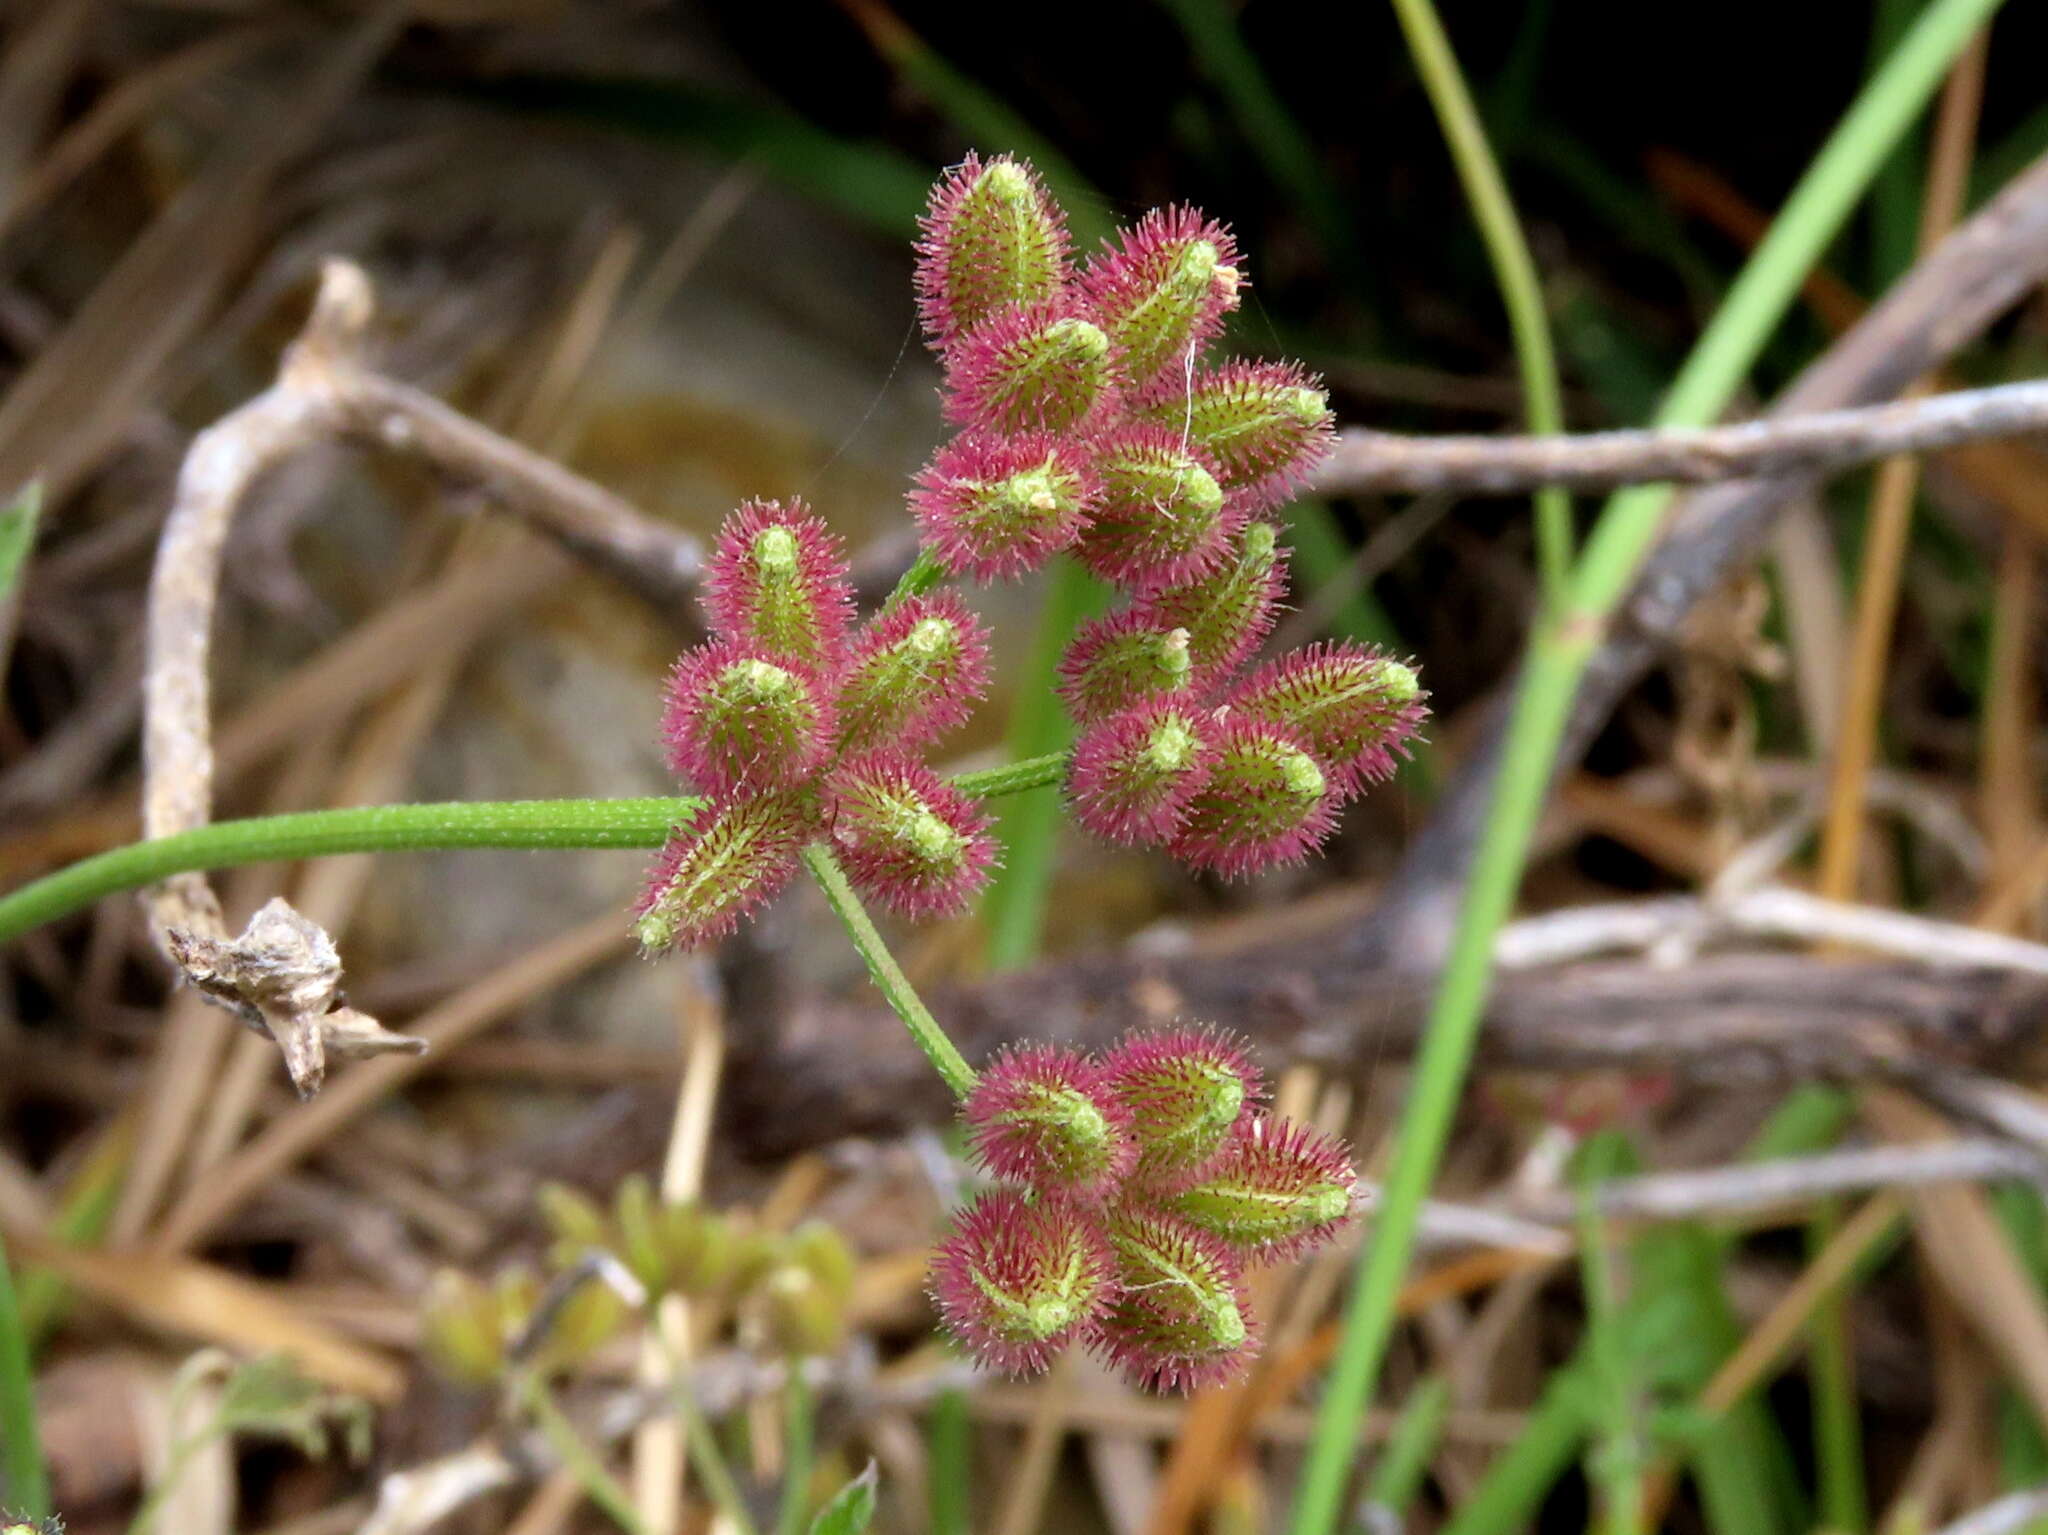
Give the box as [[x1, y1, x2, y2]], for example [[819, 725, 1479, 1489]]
[[807, 1461, 878, 1535], [0, 482, 37, 604]]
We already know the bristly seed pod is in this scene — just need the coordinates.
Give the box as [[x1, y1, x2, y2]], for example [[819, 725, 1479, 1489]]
[[1133, 521, 1285, 697], [701, 499, 854, 670], [1168, 716, 1336, 879], [1226, 642, 1427, 802], [662, 640, 835, 796], [1082, 206, 1242, 393], [1073, 424, 1241, 592], [1145, 360, 1334, 511], [1057, 611, 1193, 725], [916, 154, 1071, 352], [1162, 1117, 1357, 1263], [964, 1043, 1134, 1197], [930, 1188, 1117, 1376], [836, 591, 993, 755], [910, 431, 1097, 581], [1066, 700, 1215, 845], [634, 793, 813, 952], [827, 753, 997, 919], [943, 301, 1114, 436], [1102, 1025, 1264, 1185], [1091, 1208, 1256, 1391]]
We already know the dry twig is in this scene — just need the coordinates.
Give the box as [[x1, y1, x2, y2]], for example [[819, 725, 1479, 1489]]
[[1312, 378, 2048, 495], [140, 260, 698, 1096]]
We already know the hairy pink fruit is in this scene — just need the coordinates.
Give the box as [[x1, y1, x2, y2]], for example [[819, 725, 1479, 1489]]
[[1101, 1025, 1264, 1186], [1072, 423, 1241, 592], [1091, 1208, 1257, 1391], [836, 591, 992, 756], [1168, 716, 1336, 879], [827, 753, 997, 920], [1226, 642, 1427, 801], [916, 154, 1071, 353], [1056, 610, 1194, 725], [943, 300, 1115, 436], [1132, 521, 1286, 697], [1082, 206, 1243, 394], [929, 1188, 1116, 1376], [910, 431, 1096, 581], [1144, 360, 1334, 511], [701, 499, 854, 670], [633, 794, 814, 952], [1066, 701, 1215, 845], [1163, 1117, 1357, 1263], [964, 1043, 1134, 1198], [661, 640, 835, 797]]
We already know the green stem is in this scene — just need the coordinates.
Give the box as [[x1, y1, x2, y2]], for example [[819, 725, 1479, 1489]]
[[801, 844, 977, 1097], [1288, 2, 2005, 1528], [882, 548, 950, 610], [0, 756, 1072, 947], [1385, 0, 1573, 609], [523, 1376, 653, 1535], [775, 1371, 814, 1535], [0, 1231, 49, 1522]]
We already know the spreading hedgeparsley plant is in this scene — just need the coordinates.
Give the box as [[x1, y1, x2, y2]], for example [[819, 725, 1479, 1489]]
[[636, 154, 1428, 1390]]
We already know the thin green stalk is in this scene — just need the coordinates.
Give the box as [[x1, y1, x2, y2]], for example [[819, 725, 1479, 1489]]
[[883, 548, 949, 610], [642, 1329, 762, 1535], [0, 1232, 49, 1522], [1808, 1201, 1869, 1535], [1578, 1140, 1642, 1535], [1354, 1374, 1450, 1530], [0, 757, 1070, 947], [1385, 0, 1573, 608], [928, 1385, 973, 1535], [802, 845, 977, 1097], [776, 1373, 815, 1535], [523, 1377, 653, 1535], [1289, 2, 2004, 1527]]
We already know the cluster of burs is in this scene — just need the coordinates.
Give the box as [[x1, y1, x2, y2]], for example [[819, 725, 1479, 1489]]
[[633, 154, 1426, 952], [935, 1028, 1355, 1389]]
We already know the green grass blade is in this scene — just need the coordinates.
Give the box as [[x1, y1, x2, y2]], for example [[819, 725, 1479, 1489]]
[[1358, 1374, 1451, 1527], [980, 559, 1103, 970], [1156, 0, 1365, 290], [1288, 4, 2003, 1527], [0, 1231, 50, 1521], [0, 482, 37, 603]]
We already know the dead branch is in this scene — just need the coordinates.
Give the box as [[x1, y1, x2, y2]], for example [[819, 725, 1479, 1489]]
[[1362, 147, 2048, 967], [142, 259, 699, 1096], [725, 940, 2048, 1158], [1312, 378, 2048, 496], [1509, 1139, 2047, 1227]]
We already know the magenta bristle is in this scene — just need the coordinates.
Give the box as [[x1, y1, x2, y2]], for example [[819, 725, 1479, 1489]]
[[825, 752, 998, 920], [909, 431, 1097, 582], [1081, 205, 1243, 395], [700, 499, 855, 670], [914, 154, 1072, 354], [1089, 1208, 1258, 1392], [963, 1043, 1135, 1198], [1225, 642, 1430, 802], [1071, 422, 1244, 594], [1066, 701, 1216, 846], [929, 1188, 1116, 1377], [836, 590, 993, 755], [660, 639, 836, 797], [940, 299, 1117, 437], [632, 794, 813, 952], [1166, 716, 1338, 880]]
